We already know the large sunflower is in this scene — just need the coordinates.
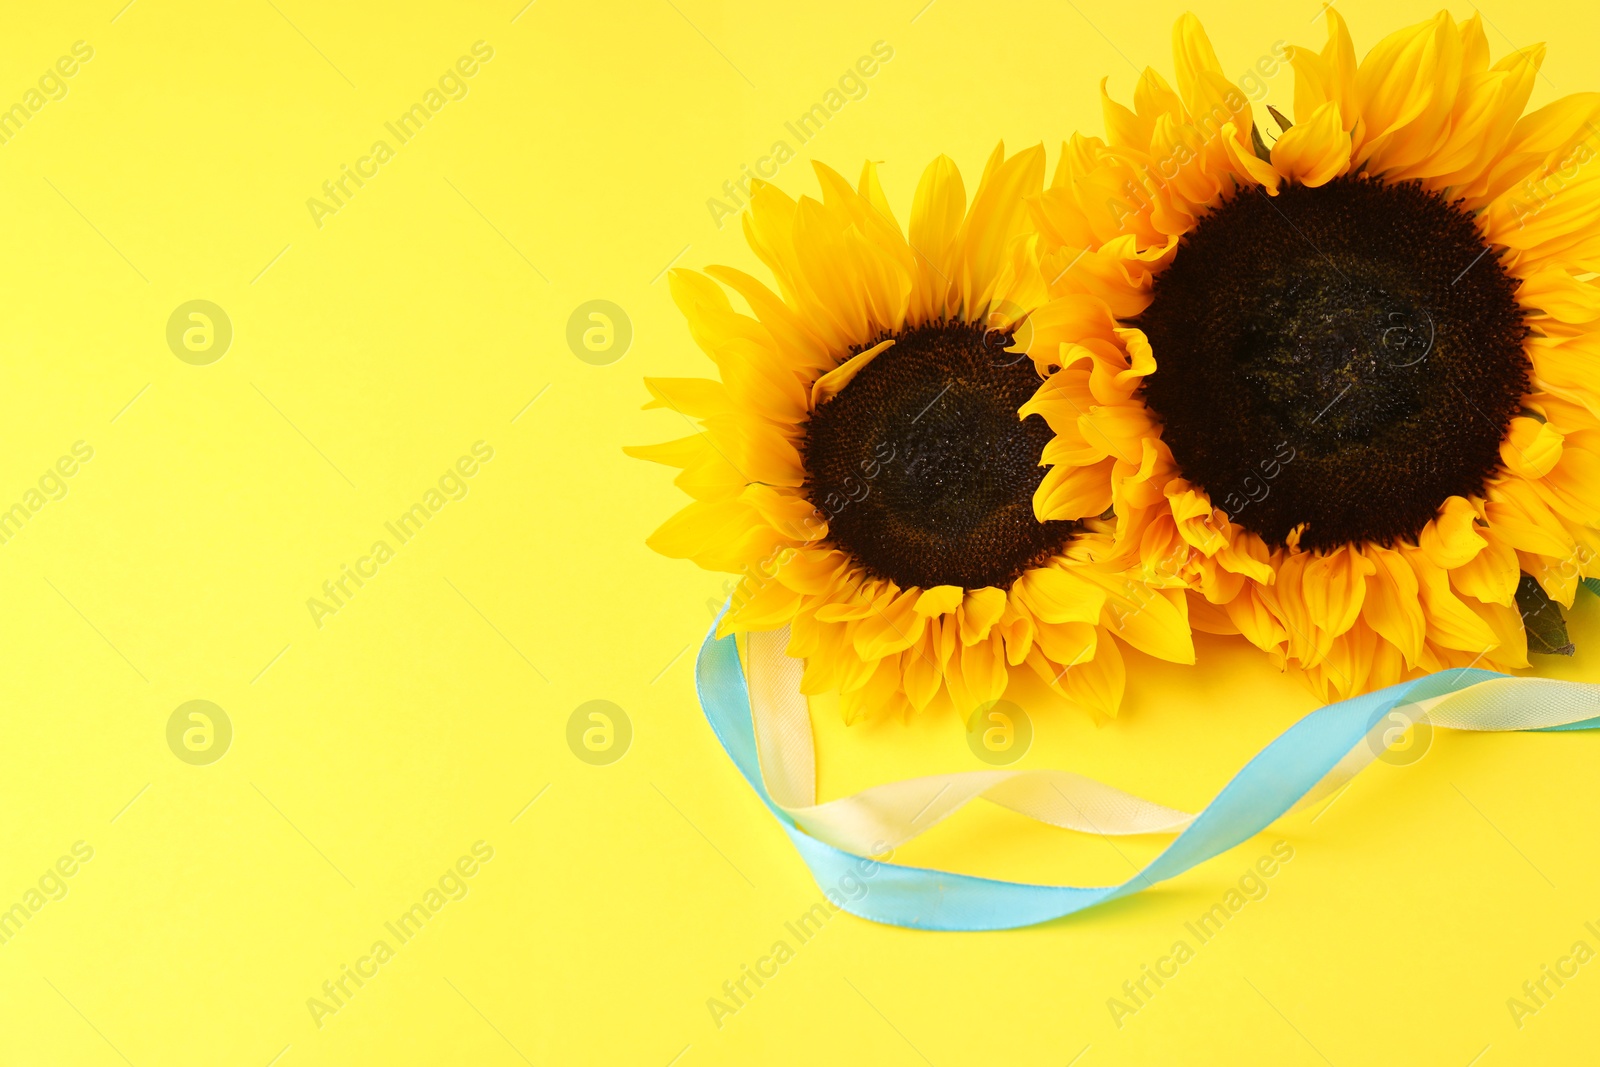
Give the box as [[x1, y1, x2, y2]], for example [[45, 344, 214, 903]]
[[1025, 9, 1600, 700], [630, 146, 1195, 722]]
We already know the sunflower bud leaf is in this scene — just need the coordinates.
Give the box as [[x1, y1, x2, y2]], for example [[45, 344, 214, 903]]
[[1250, 124, 1272, 163], [1517, 574, 1574, 656]]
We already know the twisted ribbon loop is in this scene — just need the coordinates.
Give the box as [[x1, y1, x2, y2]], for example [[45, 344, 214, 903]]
[[697, 623, 1600, 931]]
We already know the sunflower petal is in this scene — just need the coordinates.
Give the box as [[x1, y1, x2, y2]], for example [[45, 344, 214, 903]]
[[1271, 100, 1350, 186]]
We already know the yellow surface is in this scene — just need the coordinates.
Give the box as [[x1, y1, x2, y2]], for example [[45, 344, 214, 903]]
[[3, 1, 1599, 1064]]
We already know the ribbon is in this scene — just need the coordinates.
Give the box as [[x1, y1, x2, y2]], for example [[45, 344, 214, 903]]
[[695, 621, 1600, 931]]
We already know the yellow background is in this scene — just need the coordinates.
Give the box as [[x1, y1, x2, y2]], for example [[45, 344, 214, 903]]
[[3, 0, 1600, 1063]]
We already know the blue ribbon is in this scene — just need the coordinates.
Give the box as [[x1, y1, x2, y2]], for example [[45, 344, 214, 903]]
[[695, 621, 1600, 930]]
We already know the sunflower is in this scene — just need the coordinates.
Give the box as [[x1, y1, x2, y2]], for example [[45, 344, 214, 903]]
[[1025, 9, 1600, 700], [629, 145, 1197, 722]]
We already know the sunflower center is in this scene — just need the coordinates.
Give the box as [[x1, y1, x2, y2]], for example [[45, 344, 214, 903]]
[[1137, 175, 1530, 550], [801, 321, 1077, 589]]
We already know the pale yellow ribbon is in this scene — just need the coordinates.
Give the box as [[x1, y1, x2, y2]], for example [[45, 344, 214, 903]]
[[745, 629, 1600, 858]]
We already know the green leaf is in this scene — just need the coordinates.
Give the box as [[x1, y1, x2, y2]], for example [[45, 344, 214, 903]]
[[1250, 124, 1272, 163], [1267, 105, 1294, 134], [1517, 574, 1575, 656]]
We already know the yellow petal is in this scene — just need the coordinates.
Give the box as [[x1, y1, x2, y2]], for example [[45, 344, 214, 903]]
[[1301, 546, 1375, 643], [907, 154, 966, 323], [1133, 67, 1184, 134], [857, 159, 902, 237], [957, 632, 1009, 708], [704, 264, 832, 375], [902, 629, 945, 711], [646, 498, 784, 571], [1425, 44, 1543, 189], [1465, 597, 1529, 670], [625, 433, 747, 502], [669, 269, 788, 382], [1406, 549, 1500, 653], [1100, 75, 1147, 150], [914, 585, 964, 616], [790, 195, 870, 342], [623, 434, 705, 469], [741, 485, 823, 543], [958, 587, 1007, 645], [810, 339, 893, 409], [1501, 415, 1565, 478], [1320, 8, 1360, 123], [1286, 43, 1336, 126], [1361, 545, 1426, 666], [1014, 565, 1107, 625], [1417, 496, 1487, 569], [718, 574, 802, 636], [642, 376, 733, 419], [1353, 13, 1456, 172], [1486, 478, 1576, 557], [1450, 526, 1520, 607], [956, 143, 1047, 318], [775, 548, 850, 595], [1033, 621, 1097, 672], [1171, 13, 1226, 121], [1061, 634, 1125, 717], [1467, 92, 1600, 208], [1034, 458, 1115, 522], [1222, 122, 1282, 192], [1532, 440, 1600, 526], [1224, 584, 1287, 653], [1270, 100, 1350, 186], [997, 594, 1036, 664], [1104, 584, 1195, 664], [853, 587, 926, 660]]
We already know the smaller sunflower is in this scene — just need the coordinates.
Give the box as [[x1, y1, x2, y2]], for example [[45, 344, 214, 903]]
[[1027, 10, 1600, 700], [630, 146, 1196, 722]]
